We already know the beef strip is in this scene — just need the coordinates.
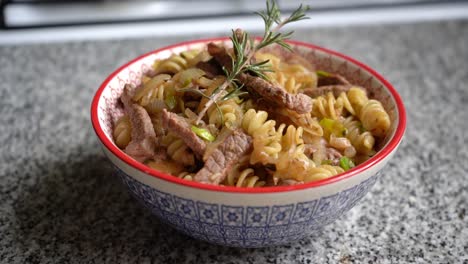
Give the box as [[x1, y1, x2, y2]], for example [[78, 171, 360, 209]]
[[238, 73, 312, 114], [326, 147, 342, 165], [194, 129, 253, 184], [207, 43, 233, 71], [121, 84, 163, 162], [317, 73, 350, 87], [161, 109, 206, 157], [196, 59, 224, 79], [207, 42, 312, 114], [301, 85, 353, 98], [304, 144, 317, 157]]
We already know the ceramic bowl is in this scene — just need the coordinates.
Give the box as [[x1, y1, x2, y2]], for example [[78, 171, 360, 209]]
[[91, 38, 406, 247]]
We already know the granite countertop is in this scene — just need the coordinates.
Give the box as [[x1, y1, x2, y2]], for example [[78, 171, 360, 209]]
[[0, 21, 467, 263]]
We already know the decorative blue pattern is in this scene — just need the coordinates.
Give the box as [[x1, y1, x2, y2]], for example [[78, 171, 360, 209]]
[[116, 169, 379, 248], [221, 206, 244, 226]]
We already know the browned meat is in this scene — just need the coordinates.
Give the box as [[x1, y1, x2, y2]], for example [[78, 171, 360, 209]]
[[196, 59, 224, 79], [317, 73, 350, 87], [121, 84, 162, 162], [302, 85, 353, 98], [304, 144, 317, 157], [161, 109, 206, 157], [326, 147, 342, 165], [194, 129, 253, 184], [238, 73, 312, 114], [207, 42, 233, 71], [207, 42, 312, 114]]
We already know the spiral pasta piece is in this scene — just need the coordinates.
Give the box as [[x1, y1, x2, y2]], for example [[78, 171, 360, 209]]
[[235, 168, 266, 187], [359, 100, 391, 138], [132, 74, 171, 109], [207, 98, 243, 129], [312, 91, 356, 119], [178, 171, 194, 181], [250, 124, 284, 165], [241, 109, 270, 135], [347, 87, 368, 115], [274, 125, 315, 181], [256, 52, 317, 93], [172, 68, 205, 88], [274, 144, 313, 181], [113, 115, 132, 149], [153, 50, 199, 74], [303, 165, 344, 182], [281, 125, 305, 150], [342, 116, 375, 155], [161, 133, 195, 166], [241, 109, 284, 165]]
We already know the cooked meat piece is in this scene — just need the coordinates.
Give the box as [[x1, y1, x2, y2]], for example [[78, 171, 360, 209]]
[[304, 143, 317, 157], [196, 59, 223, 79], [326, 146, 342, 165], [317, 73, 350, 86], [121, 84, 162, 162], [238, 73, 312, 114], [207, 42, 312, 114], [207, 42, 233, 71], [161, 109, 206, 157], [194, 129, 253, 184], [302, 85, 353, 98]]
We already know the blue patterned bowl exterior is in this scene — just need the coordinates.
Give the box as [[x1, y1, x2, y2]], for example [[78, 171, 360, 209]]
[[116, 167, 380, 247], [92, 38, 405, 248]]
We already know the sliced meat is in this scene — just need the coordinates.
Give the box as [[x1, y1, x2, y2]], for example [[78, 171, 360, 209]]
[[302, 85, 353, 98], [161, 109, 206, 157], [194, 129, 252, 185], [196, 59, 223, 79], [238, 73, 312, 114], [304, 143, 317, 158], [326, 147, 342, 165], [207, 42, 233, 71], [121, 84, 162, 162], [317, 73, 350, 87], [207, 42, 312, 114]]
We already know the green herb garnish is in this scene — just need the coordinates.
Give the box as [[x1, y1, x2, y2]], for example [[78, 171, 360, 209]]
[[339, 156, 355, 171], [316, 70, 332, 77], [195, 0, 310, 124], [191, 126, 216, 142], [319, 118, 347, 138]]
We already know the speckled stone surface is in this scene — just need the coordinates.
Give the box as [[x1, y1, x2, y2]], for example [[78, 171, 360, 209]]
[[0, 21, 467, 263]]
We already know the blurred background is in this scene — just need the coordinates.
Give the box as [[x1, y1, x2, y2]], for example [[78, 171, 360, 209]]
[[1, 0, 468, 44]]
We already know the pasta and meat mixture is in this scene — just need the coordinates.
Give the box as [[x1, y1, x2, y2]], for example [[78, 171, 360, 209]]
[[113, 43, 391, 187]]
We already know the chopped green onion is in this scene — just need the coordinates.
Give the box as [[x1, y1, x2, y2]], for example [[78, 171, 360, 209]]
[[321, 159, 333, 165], [339, 157, 355, 171], [320, 118, 334, 131], [316, 70, 332, 77], [319, 118, 347, 137], [182, 78, 192, 88], [165, 94, 177, 110], [191, 126, 215, 142], [358, 122, 366, 133]]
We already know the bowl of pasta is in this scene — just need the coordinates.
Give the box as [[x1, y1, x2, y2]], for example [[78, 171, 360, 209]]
[[91, 35, 405, 247]]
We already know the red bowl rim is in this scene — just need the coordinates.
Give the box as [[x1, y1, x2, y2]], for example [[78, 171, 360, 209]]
[[91, 37, 406, 194]]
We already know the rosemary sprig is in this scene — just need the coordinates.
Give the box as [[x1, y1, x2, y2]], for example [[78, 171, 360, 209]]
[[195, 0, 310, 125]]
